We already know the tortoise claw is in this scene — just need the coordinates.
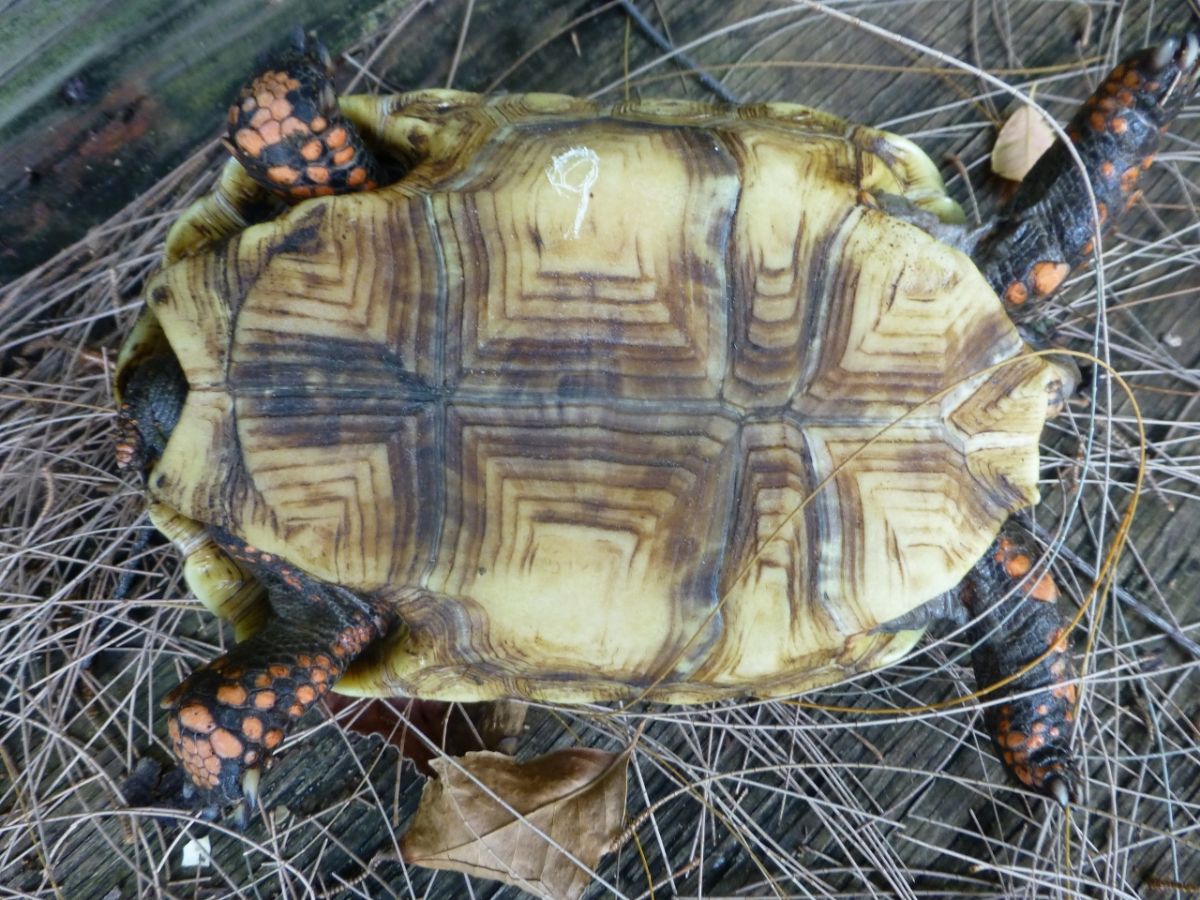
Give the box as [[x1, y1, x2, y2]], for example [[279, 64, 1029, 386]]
[[1044, 773, 1072, 809]]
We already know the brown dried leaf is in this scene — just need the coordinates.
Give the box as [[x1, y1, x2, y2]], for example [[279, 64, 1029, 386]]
[[323, 696, 527, 776], [991, 105, 1056, 181], [400, 747, 629, 899]]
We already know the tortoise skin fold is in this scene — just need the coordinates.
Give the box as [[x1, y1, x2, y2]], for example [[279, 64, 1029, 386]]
[[965, 528, 1079, 805], [979, 30, 1200, 309]]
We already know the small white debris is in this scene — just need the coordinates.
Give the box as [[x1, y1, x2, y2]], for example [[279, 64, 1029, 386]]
[[1164, 332, 1183, 348], [181, 836, 212, 869], [546, 146, 601, 239]]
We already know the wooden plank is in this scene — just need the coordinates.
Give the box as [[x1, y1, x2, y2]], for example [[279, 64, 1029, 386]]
[[0, 1, 1197, 897]]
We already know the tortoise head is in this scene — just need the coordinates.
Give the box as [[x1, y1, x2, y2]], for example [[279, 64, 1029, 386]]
[[114, 308, 188, 476]]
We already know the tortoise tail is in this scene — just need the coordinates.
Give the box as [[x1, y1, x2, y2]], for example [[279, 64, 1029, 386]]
[[964, 527, 1079, 806], [226, 29, 380, 200], [978, 29, 1200, 311]]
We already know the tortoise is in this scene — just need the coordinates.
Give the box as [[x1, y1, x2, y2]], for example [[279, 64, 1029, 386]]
[[114, 28, 1200, 817]]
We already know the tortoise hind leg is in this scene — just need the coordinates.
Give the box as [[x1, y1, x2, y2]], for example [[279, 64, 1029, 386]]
[[163, 530, 392, 815], [964, 523, 1079, 805], [977, 30, 1199, 309]]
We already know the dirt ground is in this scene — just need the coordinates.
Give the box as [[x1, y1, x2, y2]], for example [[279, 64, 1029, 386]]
[[2, 1, 1199, 897]]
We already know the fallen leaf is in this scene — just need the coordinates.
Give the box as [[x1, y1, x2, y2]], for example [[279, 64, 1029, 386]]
[[400, 747, 629, 899], [991, 105, 1056, 182]]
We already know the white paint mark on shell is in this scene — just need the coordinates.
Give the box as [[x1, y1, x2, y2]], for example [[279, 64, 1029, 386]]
[[546, 146, 600, 239]]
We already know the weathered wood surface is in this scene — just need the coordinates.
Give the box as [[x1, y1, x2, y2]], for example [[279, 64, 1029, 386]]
[[1, 1, 1198, 897]]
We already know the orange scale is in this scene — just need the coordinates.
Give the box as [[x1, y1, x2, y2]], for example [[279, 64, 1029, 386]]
[[1027, 574, 1059, 603], [236, 129, 266, 158], [242, 716, 264, 741], [1004, 281, 1029, 306], [217, 683, 248, 706], [267, 165, 299, 186], [210, 728, 244, 760], [1003, 730, 1028, 750], [281, 117, 309, 138], [179, 704, 216, 734], [259, 120, 282, 144], [1002, 551, 1032, 578]]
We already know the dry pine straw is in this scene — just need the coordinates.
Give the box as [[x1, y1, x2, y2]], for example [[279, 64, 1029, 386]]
[[1, 2, 1199, 896]]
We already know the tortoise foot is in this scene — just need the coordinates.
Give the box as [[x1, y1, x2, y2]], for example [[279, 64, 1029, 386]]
[[227, 28, 380, 199], [163, 648, 317, 809], [966, 528, 1080, 805], [163, 535, 391, 811], [979, 29, 1200, 311]]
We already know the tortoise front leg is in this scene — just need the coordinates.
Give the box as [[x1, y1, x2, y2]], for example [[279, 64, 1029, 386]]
[[977, 30, 1199, 309], [964, 523, 1079, 805], [227, 29, 381, 200], [163, 530, 392, 814], [165, 30, 385, 263]]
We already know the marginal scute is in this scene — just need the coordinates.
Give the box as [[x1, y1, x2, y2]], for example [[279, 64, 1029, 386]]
[[135, 91, 1057, 704]]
